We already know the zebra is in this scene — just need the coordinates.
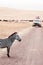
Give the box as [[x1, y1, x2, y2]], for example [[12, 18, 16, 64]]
[[0, 32, 21, 57]]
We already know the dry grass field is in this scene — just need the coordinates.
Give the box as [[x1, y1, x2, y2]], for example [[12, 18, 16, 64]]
[[0, 22, 32, 38]]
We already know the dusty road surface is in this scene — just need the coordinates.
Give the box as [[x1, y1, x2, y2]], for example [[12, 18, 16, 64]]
[[0, 27, 43, 65]]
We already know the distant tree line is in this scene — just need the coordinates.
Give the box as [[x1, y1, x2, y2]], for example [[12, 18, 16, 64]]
[[0, 19, 43, 22]]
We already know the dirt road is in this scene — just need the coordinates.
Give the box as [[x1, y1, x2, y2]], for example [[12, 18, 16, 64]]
[[0, 27, 43, 65]]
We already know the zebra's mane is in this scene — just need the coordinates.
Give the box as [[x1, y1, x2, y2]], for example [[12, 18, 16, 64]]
[[8, 32, 17, 38]]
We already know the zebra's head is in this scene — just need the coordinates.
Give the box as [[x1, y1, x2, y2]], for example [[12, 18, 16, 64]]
[[8, 32, 21, 42]]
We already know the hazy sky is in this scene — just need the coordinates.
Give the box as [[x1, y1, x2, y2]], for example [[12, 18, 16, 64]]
[[0, 0, 43, 10]]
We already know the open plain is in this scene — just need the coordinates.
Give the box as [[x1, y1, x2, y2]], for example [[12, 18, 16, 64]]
[[0, 22, 43, 65]]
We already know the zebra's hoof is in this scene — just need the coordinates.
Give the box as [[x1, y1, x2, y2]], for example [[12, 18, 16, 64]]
[[7, 54, 10, 57]]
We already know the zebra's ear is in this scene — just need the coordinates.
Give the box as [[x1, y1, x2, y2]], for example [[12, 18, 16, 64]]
[[14, 32, 17, 34]]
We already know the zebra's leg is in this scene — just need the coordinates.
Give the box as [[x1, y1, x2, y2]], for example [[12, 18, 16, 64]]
[[7, 47, 10, 57]]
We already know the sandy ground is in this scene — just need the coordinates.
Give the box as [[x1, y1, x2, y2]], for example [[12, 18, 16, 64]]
[[0, 22, 43, 65], [0, 25, 43, 65]]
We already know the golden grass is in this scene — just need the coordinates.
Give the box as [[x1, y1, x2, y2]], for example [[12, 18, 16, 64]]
[[0, 22, 32, 38]]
